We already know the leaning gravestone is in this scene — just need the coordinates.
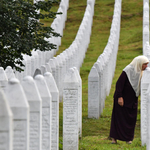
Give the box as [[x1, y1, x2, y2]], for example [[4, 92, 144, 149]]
[[44, 72, 59, 150], [34, 75, 52, 150], [4, 78, 30, 150], [21, 76, 42, 150], [0, 90, 13, 150], [63, 68, 79, 150]]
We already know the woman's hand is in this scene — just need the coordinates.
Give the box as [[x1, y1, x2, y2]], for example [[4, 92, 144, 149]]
[[118, 97, 124, 106]]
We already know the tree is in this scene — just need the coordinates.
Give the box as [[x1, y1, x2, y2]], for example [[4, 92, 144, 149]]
[[0, 0, 61, 71]]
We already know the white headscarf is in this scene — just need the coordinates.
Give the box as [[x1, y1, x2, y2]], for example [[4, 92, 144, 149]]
[[123, 55, 149, 97]]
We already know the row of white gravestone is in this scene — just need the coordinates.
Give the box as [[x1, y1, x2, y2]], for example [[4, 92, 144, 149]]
[[143, 1, 149, 56], [14, 0, 94, 103], [14, 0, 69, 80], [88, 0, 122, 119], [0, 67, 59, 150], [49, 0, 96, 103], [63, 67, 82, 150], [62, 1, 95, 149], [46, 0, 69, 51]]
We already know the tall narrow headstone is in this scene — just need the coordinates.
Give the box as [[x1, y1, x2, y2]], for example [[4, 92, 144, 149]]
[[73, 67, 82, 138], [94, 62, 104, 115], [141, 68, 150, 146], [63, 68, 79, 150], [44, 72, 59, 150], [45, 63, 52, 73], [41, 65, 47, 75], [143, 26, 149, 55], [0, 67, 8, 91], [88, 66, 99, 119], [4, 78, 30, 150], [34, 75, 52, 150], [5, 66, 15, 80], [147, 83, 150, 150], [31, 56, 36, 77], [0, 90, 13, 150], [31, 50, 39, 72], [21, 76, 42, 150]]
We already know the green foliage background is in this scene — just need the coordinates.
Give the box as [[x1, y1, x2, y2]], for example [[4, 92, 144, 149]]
[[0, 0, 60, 71], [43, 0, 146, 149]]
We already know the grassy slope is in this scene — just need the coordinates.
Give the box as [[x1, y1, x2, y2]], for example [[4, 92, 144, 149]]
[[43, 0, 146, 149]]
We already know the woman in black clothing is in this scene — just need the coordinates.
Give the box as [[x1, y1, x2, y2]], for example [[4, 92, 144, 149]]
[[109, 55, 149, 144]]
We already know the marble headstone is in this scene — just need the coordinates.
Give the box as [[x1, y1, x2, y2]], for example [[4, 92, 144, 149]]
[[88, 66, 99, 119], [21, 76, 42, 150], [63, 68, 79, 150], [34, 75, 52, 150], [0, 90, 13, 150], [4, 78, 30, 150], [44, 72, 59, 150]]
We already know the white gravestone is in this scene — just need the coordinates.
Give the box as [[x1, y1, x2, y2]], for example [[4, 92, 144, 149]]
[[63, 68, 79, 150], [73, 67, 82, 138], [49, 59, 56, 83], [4, 78, 30, 150], [141, 67, 150, 146], [56, 55, 63, 101], [94, 62, 104, 115], [52, 57, 59, 90], [31, 50, 39, 72], [88, 66, 100, 119], [44, 72, 59, 150], [0, 90, 13, 150], [37, 50, 42, 68], [62, 51, 69, 72], [45, 63, 52, 73], [147, 83, 150, 150], [144, 42, 150, 61], [0, 67, 8, 91], [24, 55, 32, 76], [143, 2, 149, 27], [143, 26, 149, 55], [5, 66, 15, 80], [21, 76, 42, 150], [34, 75, 52, 150], [41, 65, 47, 75], [31, 55, 36, 77]]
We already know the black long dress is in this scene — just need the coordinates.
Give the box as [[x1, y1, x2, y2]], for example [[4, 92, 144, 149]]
[[109, 71, 138, 141]]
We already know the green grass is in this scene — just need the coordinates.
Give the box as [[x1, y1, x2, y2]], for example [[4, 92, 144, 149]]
[[42, 0, 146, 149]]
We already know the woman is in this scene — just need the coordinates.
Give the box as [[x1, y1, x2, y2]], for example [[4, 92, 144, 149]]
[[109, 55, 149, 144]]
